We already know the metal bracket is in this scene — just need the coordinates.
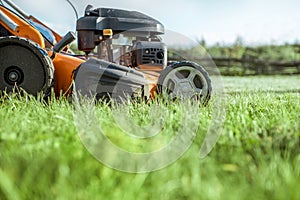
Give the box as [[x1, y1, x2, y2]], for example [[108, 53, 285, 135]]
[[0, 10, 18, 31]]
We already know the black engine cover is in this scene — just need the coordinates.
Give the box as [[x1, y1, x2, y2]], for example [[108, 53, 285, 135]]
[[76, 6, 165, 52], [77, 6, 164, 34], [73, 58, 149, 102]]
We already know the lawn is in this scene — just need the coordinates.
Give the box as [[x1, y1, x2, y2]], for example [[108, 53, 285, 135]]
[[0, 75, 299, 200]]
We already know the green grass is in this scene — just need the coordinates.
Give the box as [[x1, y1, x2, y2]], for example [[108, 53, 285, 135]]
[[0, 75, 300, 200]]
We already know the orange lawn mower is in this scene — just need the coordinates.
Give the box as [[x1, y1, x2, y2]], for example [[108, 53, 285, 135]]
[[0, 0, 212, 102]]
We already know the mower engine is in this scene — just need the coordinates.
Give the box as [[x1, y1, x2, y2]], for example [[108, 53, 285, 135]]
[[75, 5, 212, 102], [76, 6, 167, 69]]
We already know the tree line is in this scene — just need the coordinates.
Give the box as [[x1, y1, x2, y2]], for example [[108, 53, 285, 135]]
[[169, 37, 300, 76]]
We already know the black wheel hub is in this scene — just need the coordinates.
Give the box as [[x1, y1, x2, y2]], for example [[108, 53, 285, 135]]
[[157, 61, 212, 103], [4, 66, 24, 85]]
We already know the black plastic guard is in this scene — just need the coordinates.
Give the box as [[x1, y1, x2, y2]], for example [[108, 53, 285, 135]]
[[74, 58, 149, 102]]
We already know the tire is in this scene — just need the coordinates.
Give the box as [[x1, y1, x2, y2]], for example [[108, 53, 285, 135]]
[[157, 61, 212, 104], [0, 36, 54, 97]]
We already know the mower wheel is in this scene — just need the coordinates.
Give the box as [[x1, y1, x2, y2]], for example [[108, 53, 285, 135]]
[[157, 61, 212, 103], [0, 37, 54, 97]]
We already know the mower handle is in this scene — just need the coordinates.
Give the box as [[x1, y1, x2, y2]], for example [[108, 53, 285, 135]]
[[2, 0, 29, 19]]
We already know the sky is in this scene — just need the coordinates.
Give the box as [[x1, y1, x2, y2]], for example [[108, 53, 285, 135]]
[[5, 0, 300, 46]]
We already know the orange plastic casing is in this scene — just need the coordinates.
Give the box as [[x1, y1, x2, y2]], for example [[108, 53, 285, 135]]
[[51, 53, 84, 96]]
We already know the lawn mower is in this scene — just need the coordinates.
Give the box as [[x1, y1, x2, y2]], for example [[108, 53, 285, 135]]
[[0, 0, 212, 102]]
